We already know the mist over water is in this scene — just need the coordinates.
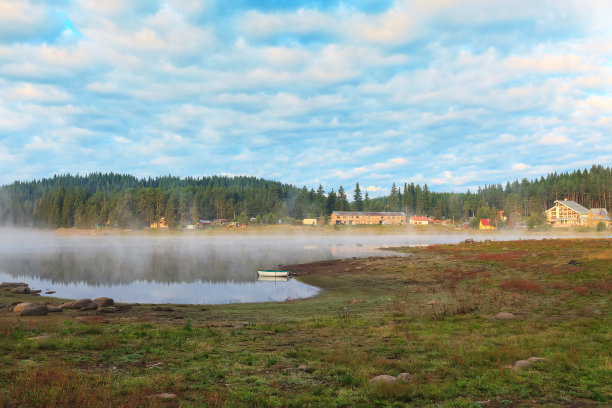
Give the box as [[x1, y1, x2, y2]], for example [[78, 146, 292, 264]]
[[0, 228, 597, 304]]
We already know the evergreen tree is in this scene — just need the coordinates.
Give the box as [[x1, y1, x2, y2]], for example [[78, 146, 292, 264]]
[[353, 182, 363, 211]]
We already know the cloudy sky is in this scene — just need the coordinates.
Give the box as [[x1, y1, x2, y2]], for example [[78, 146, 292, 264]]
[[1, 1, 611, 194]]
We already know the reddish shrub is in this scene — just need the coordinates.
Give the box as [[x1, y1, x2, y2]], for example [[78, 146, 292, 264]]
[[500, 278, 545, 293], [572, 286, 588, 296]]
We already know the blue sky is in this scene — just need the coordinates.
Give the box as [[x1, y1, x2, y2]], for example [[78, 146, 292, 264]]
[[1, 1, 611, 195]]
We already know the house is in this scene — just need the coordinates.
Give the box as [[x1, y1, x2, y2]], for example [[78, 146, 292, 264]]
[[479, 219, 495, 230], [498, 210, 507, 221], [213, 218, 228, 225], [150, 217, 169, 229], [587, 208, 611, 228], [545, 200, 589, 227], [330, 211, 406, 225], [303, 218, 317, 225], [409, 216, 429, 225], [196, 220, 212, 229]]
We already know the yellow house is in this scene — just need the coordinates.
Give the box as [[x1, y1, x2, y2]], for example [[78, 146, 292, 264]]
[[150, 217, 169, 229], [330, 211, 406, 225], [587, 208, 610, 228], [479, 219, 495, 230], [303, 218, 317, 225]]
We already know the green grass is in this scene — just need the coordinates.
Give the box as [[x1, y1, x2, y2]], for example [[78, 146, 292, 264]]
[[1, 238, 611, 407]]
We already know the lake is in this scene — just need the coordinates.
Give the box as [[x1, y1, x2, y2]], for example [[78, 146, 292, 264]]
[[0, 228, 596, 304]]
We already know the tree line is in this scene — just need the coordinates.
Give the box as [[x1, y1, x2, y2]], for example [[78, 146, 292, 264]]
[[0, 165, 610, 229]]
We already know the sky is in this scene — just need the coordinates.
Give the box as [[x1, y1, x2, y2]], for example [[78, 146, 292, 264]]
[[1, 0, 611, 195]]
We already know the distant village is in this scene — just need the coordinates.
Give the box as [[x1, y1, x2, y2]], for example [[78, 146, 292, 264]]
[[149, 199, 610, 231]]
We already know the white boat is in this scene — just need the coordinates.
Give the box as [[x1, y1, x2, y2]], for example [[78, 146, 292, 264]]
[[257, 269, 289, 277]]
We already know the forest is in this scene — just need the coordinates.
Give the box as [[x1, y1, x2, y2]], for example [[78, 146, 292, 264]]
[[0, 165, 610, 229]]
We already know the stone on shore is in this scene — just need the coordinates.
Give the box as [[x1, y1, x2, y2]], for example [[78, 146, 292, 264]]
[[10, 286, 31, 294], [11, 302, 34, 313], [0, 282, 28, 290], [396, 373, 413, 383], [94, 297, 114, 307], [20, 305, 49, 316]]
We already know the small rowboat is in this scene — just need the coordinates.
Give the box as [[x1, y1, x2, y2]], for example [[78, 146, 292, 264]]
[[257, 269, 289, 277]]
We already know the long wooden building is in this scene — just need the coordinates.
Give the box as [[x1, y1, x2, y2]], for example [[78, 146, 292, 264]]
[[330, 211, 406, 225], [545, 200, 589, 227]]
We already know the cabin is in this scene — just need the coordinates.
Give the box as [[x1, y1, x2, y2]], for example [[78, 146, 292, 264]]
[[587, 208, 611, 228], [409, 216, 429, 225], [479, 219, 494, 230], [303, 218, 317, 225], [150, 217, 169, 229], [196, 220, 212, 229], [330, 211, 406, 225], [545, 200, 589, 227]]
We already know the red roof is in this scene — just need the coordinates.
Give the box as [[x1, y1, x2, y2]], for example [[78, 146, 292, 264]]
[[480, 219, 491, 226], [410, 216, 429, 221]]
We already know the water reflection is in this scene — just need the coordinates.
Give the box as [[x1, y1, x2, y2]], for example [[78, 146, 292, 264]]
[[0, 228, 594, 304]]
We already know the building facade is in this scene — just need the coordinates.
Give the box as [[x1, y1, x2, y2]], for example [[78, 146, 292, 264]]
[[409, 216, 429, 225], [303, 218, 317, 225], [479, 219, 494, 230], [330, 211, 406, 225], [545, 200, 589, 227], [587, 208, 611, 228]]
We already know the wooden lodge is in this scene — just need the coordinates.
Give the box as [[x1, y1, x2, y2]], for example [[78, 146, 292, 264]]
[[330, 211, 406, 225], [545, 200, 589, 227]]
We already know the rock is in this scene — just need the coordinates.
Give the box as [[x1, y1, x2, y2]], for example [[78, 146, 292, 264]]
[[350, 299, 366, 304], [11, 302, 34, 313], [61, 298, 94, 309], [46, 305, 63, 313], [94, 297, 114, 307], [512, 357, 546, 370], [28, 334, 54, 340], [31, 289, 42, 294], [0, 282, 28, 290], [20, 305, 49, 316], [568, 259, 579, 265], [45, 291, 55, 294], [10, 286, 31, 294], [79, 302, 98, 311], [426, 301, 439, 306], [527, 357, 546, 363], [153, 306, 174, 311], [296, 365, 310, 372], [396, 372, 413, 383], [494, 312, 517, 320], [97, 306, 119, 313], [369, 375, 397, 384], [464, 238, 474, 244], [148, 393, 177, 400]]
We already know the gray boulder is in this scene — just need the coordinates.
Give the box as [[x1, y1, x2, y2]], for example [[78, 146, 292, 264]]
[[20, 305, 49, 316], [396, 372, 413, 383], [369, 375, 397, 384], [60, 298, 95, 309], [0, 282, 28, 290], [11, 302, 34, 313], [10, 286, 31, 294], [94, 297, 114, 307]]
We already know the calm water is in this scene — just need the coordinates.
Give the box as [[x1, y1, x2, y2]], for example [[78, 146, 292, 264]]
[[0, 228, 597, 304]]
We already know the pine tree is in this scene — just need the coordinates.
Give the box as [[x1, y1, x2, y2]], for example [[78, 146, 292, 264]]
[[353, 182, 363, 211]]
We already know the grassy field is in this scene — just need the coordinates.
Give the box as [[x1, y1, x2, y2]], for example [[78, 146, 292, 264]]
[[1, 238, 611, 407]]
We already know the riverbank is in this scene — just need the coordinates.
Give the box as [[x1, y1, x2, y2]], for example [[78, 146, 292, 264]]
[[1, 238, 611, 407]]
